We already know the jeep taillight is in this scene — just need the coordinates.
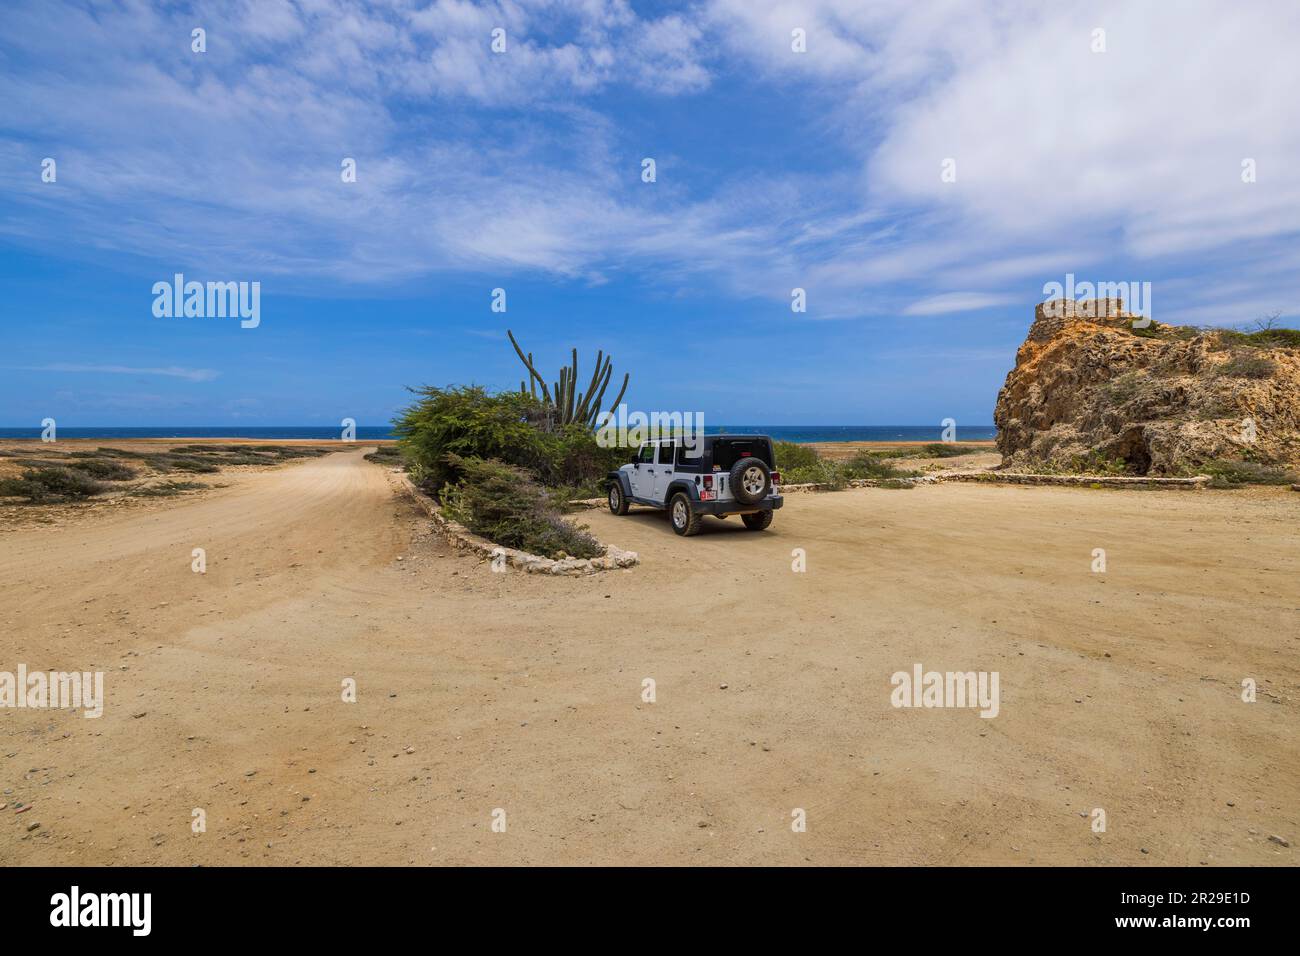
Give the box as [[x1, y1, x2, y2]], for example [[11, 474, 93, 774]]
[[771, 470, 781, 485], [703, 474, 713, 489]]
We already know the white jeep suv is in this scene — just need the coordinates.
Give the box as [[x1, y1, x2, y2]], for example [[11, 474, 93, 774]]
[[605, 434, 784, 536]]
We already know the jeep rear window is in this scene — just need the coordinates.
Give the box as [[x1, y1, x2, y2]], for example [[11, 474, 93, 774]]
[[710, 439, 773, 470], [657, 442, 676, 465], [675, 444, 702, 468]]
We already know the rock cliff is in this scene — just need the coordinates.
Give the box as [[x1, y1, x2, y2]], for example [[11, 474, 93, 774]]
[[994, 300, 1300, 474]]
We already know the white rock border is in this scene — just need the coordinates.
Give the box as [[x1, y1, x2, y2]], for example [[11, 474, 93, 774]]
[[772, 473, 1211, 492], [943, 472, 1210, 489], [397, 474, 638, 576], [780, 477, 937, 493]]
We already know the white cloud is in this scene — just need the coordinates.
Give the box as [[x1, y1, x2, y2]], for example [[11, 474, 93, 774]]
[[903, 292, 1019, 316], [18, 364, 220, 382]]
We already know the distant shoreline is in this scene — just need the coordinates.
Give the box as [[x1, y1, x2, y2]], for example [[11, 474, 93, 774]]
[[0, 424, 998, 443], [1, 436, 998, 450]]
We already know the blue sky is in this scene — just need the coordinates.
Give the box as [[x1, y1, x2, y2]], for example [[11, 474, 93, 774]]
[[2, 0, 1298, 427]]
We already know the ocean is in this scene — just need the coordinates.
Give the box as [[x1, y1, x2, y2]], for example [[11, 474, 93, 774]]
[[0, 425, 997, 442]]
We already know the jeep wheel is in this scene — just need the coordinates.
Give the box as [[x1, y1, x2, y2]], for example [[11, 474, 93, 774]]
[[729, 457, 771, 504], [669, 492, 702, 536], [608, 482, 629, 515], [741, 510, 773, 531]]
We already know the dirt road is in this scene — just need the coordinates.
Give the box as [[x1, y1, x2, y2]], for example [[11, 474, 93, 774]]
[[2, 447, 1296, 865]]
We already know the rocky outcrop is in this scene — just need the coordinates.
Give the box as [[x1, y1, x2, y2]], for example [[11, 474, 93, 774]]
[[994, 300, 1300, 474]]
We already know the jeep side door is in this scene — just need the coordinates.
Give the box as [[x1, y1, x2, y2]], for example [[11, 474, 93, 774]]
[[653, 440, 677, 501], [629, 442, 655, 499]]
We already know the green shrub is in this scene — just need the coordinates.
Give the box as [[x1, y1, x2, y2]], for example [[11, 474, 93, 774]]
[[546, 423, 626, 488], [0, 466, 107, 502], [1218, 328, 1300, 349], [772, 440, 821, 471], [440, 454, 603, 559], [916, 442, 980, 458], [771, 444, 917, 486], [395, 385, 553, 491], [394, 385, 621, 493]]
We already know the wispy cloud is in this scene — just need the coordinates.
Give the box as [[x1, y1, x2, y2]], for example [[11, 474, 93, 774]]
[[903, 292, 1020, 316], [16, 364, 219, 382]]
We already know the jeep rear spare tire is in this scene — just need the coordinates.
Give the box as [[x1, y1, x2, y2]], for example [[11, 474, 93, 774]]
[[729, 457, 771, 504]]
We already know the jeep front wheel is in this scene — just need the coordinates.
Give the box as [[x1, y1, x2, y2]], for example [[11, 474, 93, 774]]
[[669, 492, 702, 536], [608, 482, 629, 515]]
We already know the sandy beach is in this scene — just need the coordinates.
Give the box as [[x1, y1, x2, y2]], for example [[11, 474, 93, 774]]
[[2, 442, 1295, 865]]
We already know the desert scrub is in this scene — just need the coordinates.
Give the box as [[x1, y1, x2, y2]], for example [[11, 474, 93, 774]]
[[1214, 352, 1277, 379], [916, 443, 980, 458], [131, 480, 207, 497], [0, 466, 107, 503], [869, 443, 980, 459], [64, 458, 137, 481], [840, 452, 920, 479], [0, 451, 135, 480], [1217, 328, 1300, 350], [1202, 459, 1297, 488], [1100, 371, 1145, 404], [1128, 321, 1300, 349], [440, 454, 603, 560], [773, 442, 918, 486], [1031, 453, 1132, 477], [772, 441, 843, 485], [170, 444, 328, 465], [772, 440, 820, 471], [364, 444, 404, 463], [145, 454, 221, 474]]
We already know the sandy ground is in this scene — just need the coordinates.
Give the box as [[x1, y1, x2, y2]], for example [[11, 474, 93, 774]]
[[0, 439, 368, 531], [1, 445, 1296, 866]]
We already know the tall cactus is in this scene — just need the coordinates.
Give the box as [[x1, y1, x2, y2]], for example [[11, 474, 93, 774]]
[[508, 330, 629, 428]]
